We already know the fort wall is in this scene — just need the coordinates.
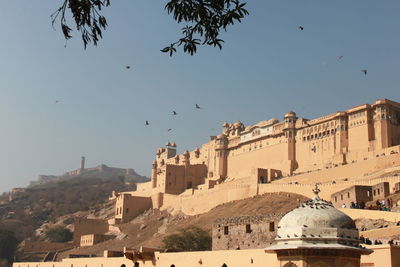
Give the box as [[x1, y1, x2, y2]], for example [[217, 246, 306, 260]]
[[115, 194, 152, 223], [13, 245, 400, 267], [20, 241, 73, 253], [73, 219, 109, 244], [212, 215, 281, 250], [339, 209, 400, 222], [157, 171, 400, 216]]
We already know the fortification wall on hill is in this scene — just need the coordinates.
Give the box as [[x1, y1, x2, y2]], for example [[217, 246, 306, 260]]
[[340, 208, 400, 222], [21, 241, 73, 253], [154, 150, 400, 215], [161, 179, 258, 215], [159, 172, 400, 216], [258, 175, 400, 200], [275, 152, 400, 185]]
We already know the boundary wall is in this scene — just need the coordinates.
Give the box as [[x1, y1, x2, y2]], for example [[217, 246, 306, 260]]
[[13, 245, 400, 267], [339, 209, 400, 222], [159, 174, 400, 215]]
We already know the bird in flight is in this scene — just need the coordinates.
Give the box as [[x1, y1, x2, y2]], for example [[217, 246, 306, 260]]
[[126, 66, 131, 69], [361, 69, 367, 75], [145, 120, 149, 125], [337, 56, 343, 60], [195, 104, 201, 109], [55, 100, 60, 104], [298, 26, 304, 31], [167, 128, 172, 132], [172, 111, 177, 115]]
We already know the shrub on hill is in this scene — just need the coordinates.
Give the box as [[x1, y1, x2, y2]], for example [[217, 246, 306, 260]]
[[162, 226, 211, 251], [45, 226, 73, 242], [0, 229, 17, 263]]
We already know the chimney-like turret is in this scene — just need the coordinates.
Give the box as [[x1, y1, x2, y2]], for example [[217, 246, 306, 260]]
[[80, 156, 86, 170]]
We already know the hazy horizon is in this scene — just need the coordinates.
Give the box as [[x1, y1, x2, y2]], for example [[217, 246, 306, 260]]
[[1, 0, 400, 193]]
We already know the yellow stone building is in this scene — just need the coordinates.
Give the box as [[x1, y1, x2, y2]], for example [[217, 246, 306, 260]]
[[112, 99, 400, 222]]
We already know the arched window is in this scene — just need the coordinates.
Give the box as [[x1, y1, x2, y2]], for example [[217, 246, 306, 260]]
[[222, 264, 228, 267], [170, 265, 176, 267], [134, 263, 139, 267], [121, 264, 126, 267]]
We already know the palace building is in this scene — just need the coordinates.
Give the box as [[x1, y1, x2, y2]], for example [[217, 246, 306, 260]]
[[111, 99, 400, 223]]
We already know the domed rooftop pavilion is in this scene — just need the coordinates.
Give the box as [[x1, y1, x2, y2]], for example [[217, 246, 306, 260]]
[[265, 185, 371, 267], [284, 110, 297, 118]]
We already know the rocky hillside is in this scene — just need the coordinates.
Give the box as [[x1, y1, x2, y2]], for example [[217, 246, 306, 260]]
[[57, 192, 309, 259], [0, 174, 148, 241]]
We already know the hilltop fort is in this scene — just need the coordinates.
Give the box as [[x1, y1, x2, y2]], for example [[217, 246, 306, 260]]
[[28, 156, 148, 188]]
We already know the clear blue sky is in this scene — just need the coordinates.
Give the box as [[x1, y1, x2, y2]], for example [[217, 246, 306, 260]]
[[0, 0, 399, 193]]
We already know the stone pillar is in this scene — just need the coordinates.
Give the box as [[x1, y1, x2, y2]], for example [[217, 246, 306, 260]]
[[283, 111, 297, 175], [215, 134, 228, 179]]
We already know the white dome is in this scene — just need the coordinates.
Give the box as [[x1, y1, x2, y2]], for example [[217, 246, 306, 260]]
[[278, 198, 355, 231], [266, 186, 370, 254]]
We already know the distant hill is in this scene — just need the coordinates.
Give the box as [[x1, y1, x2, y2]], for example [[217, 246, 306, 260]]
[[0, 169, 149, 241]]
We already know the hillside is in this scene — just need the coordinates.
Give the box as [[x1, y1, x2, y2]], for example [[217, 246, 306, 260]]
[[0, 175, 147, 241], [57, 192, 308, 258]]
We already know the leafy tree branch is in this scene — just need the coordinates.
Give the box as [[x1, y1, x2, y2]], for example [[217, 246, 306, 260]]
[[51, 0, 248, 55]]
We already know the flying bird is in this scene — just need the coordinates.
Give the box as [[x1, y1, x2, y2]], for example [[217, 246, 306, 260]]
[[145, 120, 149, 126], [54, 100, 60, 104], [167, 128, 172, 132], [172, 111, 177, 115], [361, 69, 367, 75], [125, 66, 131, 69], [195, 104, 201, 109], [337, 56, 343, 60], [298, 26, 304, 31]]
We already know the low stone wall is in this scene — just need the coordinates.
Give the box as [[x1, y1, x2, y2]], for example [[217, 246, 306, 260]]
[[340, 208, 400, 222], [21, 241, 72, 253], [13, 246, 400, 267], [259, 175, 400, 200], [212, 214, 282, 250], [161, 180, 257, 215]]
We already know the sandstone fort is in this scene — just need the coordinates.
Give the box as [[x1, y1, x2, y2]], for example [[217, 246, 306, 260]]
[[111, 98, 400, 222]]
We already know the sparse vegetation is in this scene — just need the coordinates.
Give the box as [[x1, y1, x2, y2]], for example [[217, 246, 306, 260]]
[[45, 226, 73, 243], [162, 226, 211, 251], [0, 229, 17, 264], [63, 217, 74, 225], [0, 176, 140, 241]]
